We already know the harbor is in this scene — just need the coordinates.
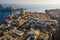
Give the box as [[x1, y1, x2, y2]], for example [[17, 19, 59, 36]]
[[0, 5, 59, 40]]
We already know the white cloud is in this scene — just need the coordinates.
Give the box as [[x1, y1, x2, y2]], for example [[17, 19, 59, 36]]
[[0, 0, 60, 4]]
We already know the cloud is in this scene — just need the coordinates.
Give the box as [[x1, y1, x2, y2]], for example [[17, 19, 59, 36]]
[[0, 0, 60, 4]]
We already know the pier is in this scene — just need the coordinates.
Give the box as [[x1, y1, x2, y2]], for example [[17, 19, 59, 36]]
[[0, 5, 26, 14]]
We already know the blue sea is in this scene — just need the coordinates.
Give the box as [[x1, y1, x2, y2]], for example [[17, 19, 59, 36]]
[[0, 4, 60, 20]]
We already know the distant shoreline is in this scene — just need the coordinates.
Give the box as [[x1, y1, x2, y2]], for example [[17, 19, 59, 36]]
[[0, 4, 60, 12]]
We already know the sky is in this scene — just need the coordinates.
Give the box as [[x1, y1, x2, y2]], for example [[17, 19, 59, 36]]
[[0, 0, 60, 4]]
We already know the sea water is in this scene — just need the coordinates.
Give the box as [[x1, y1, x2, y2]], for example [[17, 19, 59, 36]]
[[0, 4, 60, 20]]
